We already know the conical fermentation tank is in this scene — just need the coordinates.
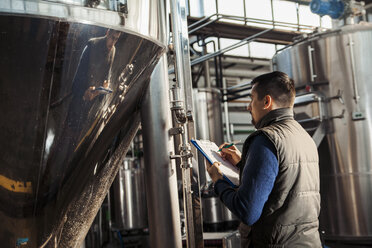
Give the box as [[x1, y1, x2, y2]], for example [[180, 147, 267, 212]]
[[0, 0, 166, 247], [273, 23, 372, 243]]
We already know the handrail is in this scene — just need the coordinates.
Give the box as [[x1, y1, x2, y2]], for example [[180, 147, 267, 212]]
[[188, 13, 318, 35], [188, 13, 219, 29], [189, 15, 223, 34], [190, 28, 272, 66], [169, 28, 273, 74]]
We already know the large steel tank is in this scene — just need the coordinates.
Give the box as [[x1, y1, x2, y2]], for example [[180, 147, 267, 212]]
[[273, 23, 372, 242], [192, 88, 224, 188], [193, 88, 224, 145], [192, 88, 238, 231], [112, 158, 147, 231], [0, 0, 166, 247]]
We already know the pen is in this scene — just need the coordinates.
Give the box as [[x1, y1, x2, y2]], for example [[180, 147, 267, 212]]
[[218, 140, 240, 152]]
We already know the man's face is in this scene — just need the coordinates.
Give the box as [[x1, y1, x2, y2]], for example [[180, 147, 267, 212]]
[[247, 84, 268, 126], [106, 32, 120, 51]]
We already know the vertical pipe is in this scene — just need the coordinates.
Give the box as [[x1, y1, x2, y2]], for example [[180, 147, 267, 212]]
[[222, 78, 231, 142], [140, 0, 182, 247], [271, 0, 275, 28], [348, 34, 360, 105], [243, 0, 247, 25], [170, 0, 204, 247], [141, 55, 182, 248], [170, 0, 195, 114], [203, 40, 211, 88], [217, 38, 223, 89], [307, 45, 316, 82], [296, 3, 300, 31]]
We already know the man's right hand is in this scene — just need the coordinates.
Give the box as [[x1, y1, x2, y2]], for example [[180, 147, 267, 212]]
[[218, 143, 242, 166], [83, 86, 100, 101], [83, 80, 110, 101]]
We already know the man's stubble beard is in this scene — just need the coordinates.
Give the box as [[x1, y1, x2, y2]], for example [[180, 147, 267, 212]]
[[250, 112, 256, 126]]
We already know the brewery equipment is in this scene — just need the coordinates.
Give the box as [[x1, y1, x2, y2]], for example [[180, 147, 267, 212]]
[[273, 21, 372, 243], [112, 158, 147, 231], [0, 0, 167, 246]]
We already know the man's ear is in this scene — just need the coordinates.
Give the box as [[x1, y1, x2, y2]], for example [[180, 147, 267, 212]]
[[263, 95, 272, 109]]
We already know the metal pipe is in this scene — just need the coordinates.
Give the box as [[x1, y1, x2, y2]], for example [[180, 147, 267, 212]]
[[243, 0, 247, 25], [202, 40, 212, 88], [189, 16, 222, 34], [271, 0, 275, 28], [217, 37, 223, 89], [227, 82, 252, 91], [226, 93, 252, 102], [170, 0, 194, 113], [169, 28, 272, 75], [190, 28, 273, 66], [139, 0, 182, 247], [307, 45, 317, 82], [348, 34, 360, 105], [222, 78, 232, 142], [170, 0, 204, 247], [188, 13, 219, 30], [141, 55, 182, 248]]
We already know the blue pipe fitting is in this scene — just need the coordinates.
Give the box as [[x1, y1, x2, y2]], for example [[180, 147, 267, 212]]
[[310, 0, 345, 19]]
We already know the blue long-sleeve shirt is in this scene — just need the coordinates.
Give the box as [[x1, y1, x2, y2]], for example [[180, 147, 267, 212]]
[[214, 134, 278, 226]]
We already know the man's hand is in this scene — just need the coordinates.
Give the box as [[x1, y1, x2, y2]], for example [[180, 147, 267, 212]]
[[103, 79, 109, 88], [83, 86, 100, 101], [219, 143, 242, 166], [83, 80, 110, 101], [206, 162, 224, 183]]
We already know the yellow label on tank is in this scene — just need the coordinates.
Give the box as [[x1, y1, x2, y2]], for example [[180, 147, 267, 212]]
[[0, 175, 32, 193]]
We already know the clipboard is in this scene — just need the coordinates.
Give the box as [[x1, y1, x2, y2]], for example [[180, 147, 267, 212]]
[[191, 139, 239, 187], [94, 86, 113, 94]]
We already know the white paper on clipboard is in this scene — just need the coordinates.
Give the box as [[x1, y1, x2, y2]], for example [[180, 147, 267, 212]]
[[191, 139, 239, 187]]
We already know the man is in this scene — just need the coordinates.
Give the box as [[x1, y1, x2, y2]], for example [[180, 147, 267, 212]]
[[41, 29, 121, 207], [68, 29, 121, 137], [72, 29, 121, 102], [206, 71, 321, 247]]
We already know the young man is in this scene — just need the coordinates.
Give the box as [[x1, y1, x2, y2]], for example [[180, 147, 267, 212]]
[[206, 71, 321, 247], [73, 29, 121, 102]]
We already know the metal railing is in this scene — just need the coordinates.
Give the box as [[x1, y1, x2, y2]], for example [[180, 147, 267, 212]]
[[188, 13, 318, 35], [187, 0, 328, 34]]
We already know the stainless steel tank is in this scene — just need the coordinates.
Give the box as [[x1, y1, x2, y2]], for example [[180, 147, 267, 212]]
[[273, 23, 372, 242], [112, 158, 147, 231], [192, 88, 226, 232], [0, 0, 166, 247], [192, 88, 224, 189], [202, 196, 224, 232], [222, 205, 239, 229], [193, 88, 224, 145]]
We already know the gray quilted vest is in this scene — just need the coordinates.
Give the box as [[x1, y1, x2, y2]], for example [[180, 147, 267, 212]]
[[239, 108, 321, 248]]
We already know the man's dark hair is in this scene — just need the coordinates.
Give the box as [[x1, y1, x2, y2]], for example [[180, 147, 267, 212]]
[[251, 71, 295, 107]]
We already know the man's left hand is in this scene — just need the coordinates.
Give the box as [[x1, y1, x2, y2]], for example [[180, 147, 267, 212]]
[[206, 162, 224, 183]]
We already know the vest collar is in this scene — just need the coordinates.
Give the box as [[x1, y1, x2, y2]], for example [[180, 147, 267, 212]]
[[255, 107, 294, 129]]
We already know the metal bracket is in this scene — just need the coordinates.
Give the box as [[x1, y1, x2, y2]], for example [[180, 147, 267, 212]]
[[325, 89, 344, 105], [169, 153, 181, 160], [329, 109, 345, 120], [180, 159, 193, 169], [168, 127, 184, 136], [169, 148, 193, 166], [312, 122, 326, 148]]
